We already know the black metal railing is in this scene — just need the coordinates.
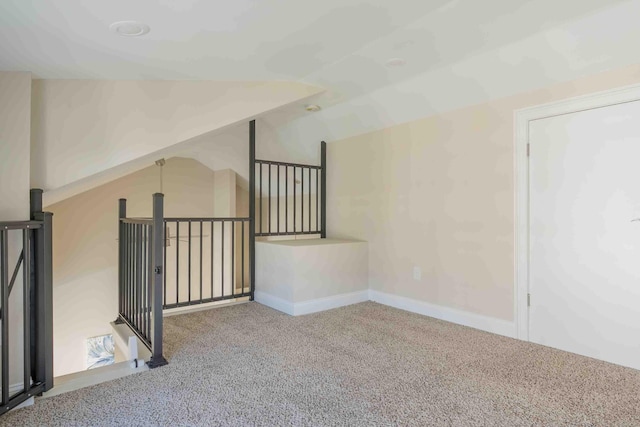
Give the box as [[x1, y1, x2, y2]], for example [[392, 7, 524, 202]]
[[162, 218, 252, 309], [253, 141, 326, 238], [117, 194, 167, 368], [0, 189, 53, 416]]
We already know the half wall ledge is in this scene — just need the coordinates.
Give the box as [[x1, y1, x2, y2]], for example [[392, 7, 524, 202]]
[[255, 239, 368, 315]]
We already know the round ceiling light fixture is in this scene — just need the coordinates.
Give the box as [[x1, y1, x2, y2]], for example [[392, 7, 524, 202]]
[[305, 104, 322, 112], [109, 21, 151, 37], [385, 57, 406, 67]]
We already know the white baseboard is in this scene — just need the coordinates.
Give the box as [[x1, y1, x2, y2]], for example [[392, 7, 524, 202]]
[[255, 289, 516, 338], [255, 290, 369, 316], [254, 291, 294, 315], [293, 291, 370, 316], [369, 290, 517, 338]]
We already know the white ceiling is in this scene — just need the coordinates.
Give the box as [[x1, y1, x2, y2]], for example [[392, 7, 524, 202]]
[[3, 0, 638, 202], [0, 0, 625, 108]]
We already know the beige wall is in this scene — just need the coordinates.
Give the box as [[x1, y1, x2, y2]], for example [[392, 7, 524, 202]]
[[213, 169, 236, 217], [327, 64, 640, 322], [0, 71, 31, 388], [257, 194, 320, 236], [46, 157, 218, 376], [0, 71, 31, 220], [256, 239, 368, 305], [31, 80, 321, 195]]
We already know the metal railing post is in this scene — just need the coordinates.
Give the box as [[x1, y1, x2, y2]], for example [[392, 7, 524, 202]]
[[30, 188, 54, 392], [249, 120, 256, 300], [30, 189, 43, 218], [33, 209, 53, 392], [115, 199, 126, 324], [321, 141, 327, 238], [1, 228, 8, 406], [149, 193, 167, 368]]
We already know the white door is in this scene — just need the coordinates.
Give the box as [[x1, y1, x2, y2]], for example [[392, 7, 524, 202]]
[[529, 100, 640, 370]]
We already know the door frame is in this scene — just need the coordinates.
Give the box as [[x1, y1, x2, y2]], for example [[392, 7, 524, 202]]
[[514, 83, 640, 340]]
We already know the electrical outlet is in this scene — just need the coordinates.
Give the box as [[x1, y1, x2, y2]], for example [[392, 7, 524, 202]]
[[413, 266, 422, 281]]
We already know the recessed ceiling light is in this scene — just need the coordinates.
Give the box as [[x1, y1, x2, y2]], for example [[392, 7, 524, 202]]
[[109, 21, 151, 37], [385, 58, 406, 67], [305, 104, 321, 112]]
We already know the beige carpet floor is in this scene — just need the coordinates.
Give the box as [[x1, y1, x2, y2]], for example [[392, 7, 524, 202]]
[[2, 301, 640, 426]]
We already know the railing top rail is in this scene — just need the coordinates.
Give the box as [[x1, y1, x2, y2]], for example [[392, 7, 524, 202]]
[[255, 158, 322, 170], [164, 217, 251, 222], [0, 220, 43, 230], [121, 217, 153, 225]]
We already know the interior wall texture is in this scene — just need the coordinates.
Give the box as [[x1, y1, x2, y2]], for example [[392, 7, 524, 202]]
[[0, 71, 31, 388], [326, 64, 640, 322], [46, 157, 219, 376], [0, 71, 31, 220], [30, 79, 321, 202]]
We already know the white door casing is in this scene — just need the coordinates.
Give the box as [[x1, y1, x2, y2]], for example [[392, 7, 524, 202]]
[[515, 83, 640, 346]]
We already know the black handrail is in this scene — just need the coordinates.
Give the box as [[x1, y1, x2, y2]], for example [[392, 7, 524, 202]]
[[116, 194, 167, 368], [253, 142, 327, 238], [0, 189, 53, 416]]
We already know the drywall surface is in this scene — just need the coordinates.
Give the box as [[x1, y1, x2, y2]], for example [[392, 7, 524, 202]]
[[326, 64, 640, 322], [0, 71, 31, 220], [256, 239, 368, 303], [0, 71, 31, 390], [31, 79, 321, 201]]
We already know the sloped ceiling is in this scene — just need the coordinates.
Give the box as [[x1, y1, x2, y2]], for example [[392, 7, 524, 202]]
[[2, 0, 636, 203]]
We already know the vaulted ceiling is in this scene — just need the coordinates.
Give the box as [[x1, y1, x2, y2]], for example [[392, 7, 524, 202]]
[[0, 0, 625, 108], [2, 0, 638, 203]]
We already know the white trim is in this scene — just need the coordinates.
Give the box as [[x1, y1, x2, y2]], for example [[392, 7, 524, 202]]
[[254, 290, 369, 316], [254, 291, 294, 315], [369, 290, 516, 338], [292, 291, 369, 316], [514, 82, 640, 340]]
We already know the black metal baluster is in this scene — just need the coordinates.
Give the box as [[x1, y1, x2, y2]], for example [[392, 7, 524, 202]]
[[147, 224, 152, 339], [23, 229, 31, 394], [232, 221, 235, 297], [188, 221, 192, 304], [308, 168, 311, 233], [123, 224, 126, 320], [221, 221, 225, 297], [176, 222, 179, 305], [242, 220, 245, 294], [130, 224, 134, 322], [302, 166, 304, 233], [321, 141, 327, 238], [199, 221, 203, 304], [277, 165, 280, 234], [316, 168, 319, 232], [268, 164, 271, 234], [136, 224, 142, 333], [1, 230, 8, 405], [163, 222, 167, 308], [259, 162, 262, 235], [139, 224, 149, 337], [285, 166, 289, 233], [211, 221, 213, 298], [293, 166, 297, 234]]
